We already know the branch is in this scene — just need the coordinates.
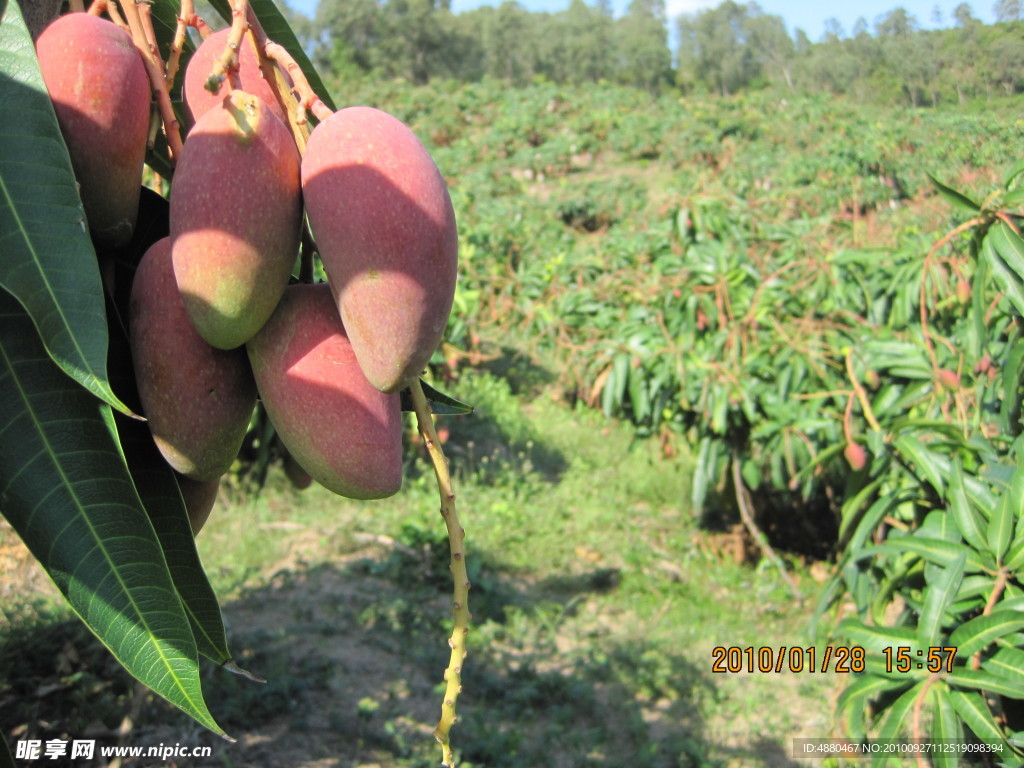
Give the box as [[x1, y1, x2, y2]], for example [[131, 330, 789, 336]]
[[114, 0, 184, 161], [166, 0, 210, 89], [845, 350, 882, 433], [259, 39, 332, 155], [730, 452, 801, 599], [204, 0, 248, 94], [410, 380, 470, 768], [241, 10, 318, 153]]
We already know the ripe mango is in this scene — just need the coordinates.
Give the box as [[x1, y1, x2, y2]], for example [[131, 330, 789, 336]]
[[36, 13, 150, 248], [170, 90, 301, 349], [175, 472, 221, 535], [282, 449, 313, 490], [130, 237, 257, 481], [183, 28, 289, 129], [302, 107, 458, 393], [844, 442, 867, 472], [247, 283, 403, 499]]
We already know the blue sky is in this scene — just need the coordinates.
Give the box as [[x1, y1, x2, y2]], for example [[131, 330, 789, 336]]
[[288, 0, 997, 41]]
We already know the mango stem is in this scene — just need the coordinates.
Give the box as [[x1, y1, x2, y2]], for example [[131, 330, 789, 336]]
[[410, 379, 469, 768]]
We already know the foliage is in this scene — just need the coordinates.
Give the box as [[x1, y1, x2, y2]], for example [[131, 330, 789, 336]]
[[818, 204, 1024, 759], [345, 78, 1024, 753], [298, 0, 1024, 106], [0, 0, 321, 735]]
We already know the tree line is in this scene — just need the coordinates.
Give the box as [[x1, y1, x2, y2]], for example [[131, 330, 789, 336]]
[[283, 0, 1024, 104]]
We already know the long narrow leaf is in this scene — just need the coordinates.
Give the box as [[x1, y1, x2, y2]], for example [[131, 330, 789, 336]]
[[927, 174, 980, 212], [949, 690, 1014, 753], [929, 683, 962, 768], [860, 537, 987, 573], [837, 618, 921, 655], [917, 552, 965, 648], [985, 224, 1024, 317], [871, 682, 925, 768], [835, 673, 910, 716], [0, 292, 224, 735], [949, 612, 1024, 658], [116, 411, 233, 665], [948, 459, 986, 551], [989, 489, 1015, 563], [949, 668, 1024, 698], [0, 0, 129, 414], [893, 435, 945, 494]]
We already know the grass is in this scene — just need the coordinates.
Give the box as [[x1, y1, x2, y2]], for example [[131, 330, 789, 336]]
[[1, 368, 843, 768], [6, 85, 993, 766]]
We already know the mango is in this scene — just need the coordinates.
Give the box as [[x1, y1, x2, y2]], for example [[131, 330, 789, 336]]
[[36, 13, 150, 249], [183, 28, 290, 129], [844, 442, 867, 472], [175, 472, 221, 535], [170, 90, 301, 349], [302, 107, 458, 393], [281, 446, 313, 490], [247, 283, 403, 499], [130, 237, 257, 481]]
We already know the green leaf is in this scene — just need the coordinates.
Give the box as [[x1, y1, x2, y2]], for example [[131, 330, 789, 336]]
[[835, 673, 910, 716], [1004, 158, 1024, 189], [861, 537, 988, 573], [0, 0, 129, 414], [400, 378, 474, 416], [929, 683, 962, 768], [206, 0, 336, 111], [949, 668, 1024, 698], [893, 435, 945, 495], [927, 174, 980, 212], [990, 487, 1015, 563], [871, 682, 925, 768], [691, 435, 718, 514], [949, 690, 1013, 753], [1006, 537, 1024, 572], [837, 618, 921, 655], [115, 411, 233, 665], [0, 292, 224, 735], [948, 458, 986, 552], [982, 647, 1024, 686], [917, 552, 965, 648], [985, 223, 1024, 318], [949, 612, 1024, 658], [1002, 336, 1024, 436]]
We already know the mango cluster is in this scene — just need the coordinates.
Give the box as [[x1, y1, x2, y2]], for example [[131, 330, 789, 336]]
[[36, 13, 458, 532]]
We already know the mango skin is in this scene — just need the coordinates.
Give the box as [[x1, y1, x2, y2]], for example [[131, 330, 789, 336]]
[[282, 450, 313, 490], [130, 237, 257, 481], [175, 472, 221, 535], [36, 13, 150, 249], [170, 91, 301, 350], [302, 107, 458, 393], [247, 283, 403, 499], [183, 28, 289, 130]]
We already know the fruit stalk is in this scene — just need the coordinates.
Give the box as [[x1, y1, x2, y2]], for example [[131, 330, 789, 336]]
[[410, 380, 469, 768], [241, 10, 313, 151], [844, 350, 882, 433], [167, 0, 210, 88], [205, 0, 248, 93], [114, 0, 184, 160], [264, 41, 332, 125], [87, 0, 126, 30]]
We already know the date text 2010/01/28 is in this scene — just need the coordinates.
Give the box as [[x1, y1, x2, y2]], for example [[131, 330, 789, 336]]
[[710, 646, 958, 674]]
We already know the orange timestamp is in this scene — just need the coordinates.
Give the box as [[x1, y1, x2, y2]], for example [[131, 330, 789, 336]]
[[711, 646, 959, 674]]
